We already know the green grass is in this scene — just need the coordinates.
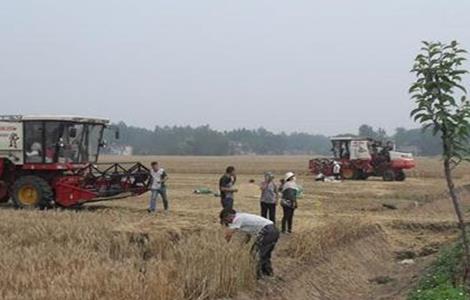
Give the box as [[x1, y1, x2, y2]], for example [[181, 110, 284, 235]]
[[408, 241, 469, 300]]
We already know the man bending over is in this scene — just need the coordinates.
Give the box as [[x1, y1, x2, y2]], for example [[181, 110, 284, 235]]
[[219, 208, 280, 278]]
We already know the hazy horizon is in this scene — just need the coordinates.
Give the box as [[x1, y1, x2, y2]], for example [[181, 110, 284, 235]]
[[113, 119, 411, 136], [1, 1, 470, 136]]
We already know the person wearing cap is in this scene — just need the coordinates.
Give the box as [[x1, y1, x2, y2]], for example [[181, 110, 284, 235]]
[[259, 172, 278, 223], [280, 172, 299, 234], [219, 208, 280, 278]]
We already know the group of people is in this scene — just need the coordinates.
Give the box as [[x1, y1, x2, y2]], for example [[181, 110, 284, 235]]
[[146, 162, 300, 278], [258, 171, 299, 234], [218, 166, 299, 234]]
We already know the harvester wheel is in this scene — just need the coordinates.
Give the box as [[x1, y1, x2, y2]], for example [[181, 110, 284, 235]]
[[12, 176, 53, 209], [356, 170, 369, 180], [382, 169, 395, 182], [341, 168, 357, 180], [395, 170, 406, 181], [0, 180, 10, 202]]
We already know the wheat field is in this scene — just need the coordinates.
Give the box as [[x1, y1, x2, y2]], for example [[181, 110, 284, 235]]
[[0, 156, 469, 300]]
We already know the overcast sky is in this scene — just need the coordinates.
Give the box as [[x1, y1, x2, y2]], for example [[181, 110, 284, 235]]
[[1, 1, 469, 135]]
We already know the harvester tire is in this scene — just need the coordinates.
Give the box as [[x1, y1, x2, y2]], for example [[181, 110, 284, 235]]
[[12, 176, 53, 209], [0, 181, 9, 203], [395, 170, 406, 181], [382, 170, 395, 182], [356, 170, 369, 180], [341, 168, 357, 180]]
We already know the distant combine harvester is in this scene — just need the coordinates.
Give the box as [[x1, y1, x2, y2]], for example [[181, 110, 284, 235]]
[[309, 136, 416, 181]]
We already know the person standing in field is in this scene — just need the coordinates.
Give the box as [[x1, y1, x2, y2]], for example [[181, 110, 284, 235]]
[[219, 208, 280, 278], [148, 161, 169, 213], [219, 166, 238, 209], [260, 172, 278, 223], [280, 172, 298, 234], [333, 160, 342, 180]]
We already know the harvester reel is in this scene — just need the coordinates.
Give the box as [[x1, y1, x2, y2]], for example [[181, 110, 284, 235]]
[[78, 162, 151, 199]]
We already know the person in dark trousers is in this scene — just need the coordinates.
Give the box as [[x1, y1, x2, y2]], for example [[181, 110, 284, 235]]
[[219, 208, 280, 278], [280, 172, 298, 234], [260, 172, 278, 223], [219, 166, 238, 209], [332, 161, 342, 180], [148, 161, 169, 213]]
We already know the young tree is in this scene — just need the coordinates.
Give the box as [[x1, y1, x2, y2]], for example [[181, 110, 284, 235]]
[[410, 41, 470, 280]]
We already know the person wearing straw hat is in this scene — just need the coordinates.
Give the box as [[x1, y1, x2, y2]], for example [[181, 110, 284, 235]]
[[280, 172, 298, 234], [259, 172, 278, 223]]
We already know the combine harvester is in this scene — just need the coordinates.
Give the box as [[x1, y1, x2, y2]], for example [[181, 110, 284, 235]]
[[0, 115, 151, 208], [309, 136, 416, 181]]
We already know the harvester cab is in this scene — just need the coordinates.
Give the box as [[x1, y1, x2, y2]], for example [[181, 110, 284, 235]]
[[309, 136, 416, 181], [0, 115, 151, 208]]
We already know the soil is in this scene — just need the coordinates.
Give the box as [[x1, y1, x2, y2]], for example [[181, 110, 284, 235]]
[[96, 156, 470, 300], [240, 194, 464, 300]]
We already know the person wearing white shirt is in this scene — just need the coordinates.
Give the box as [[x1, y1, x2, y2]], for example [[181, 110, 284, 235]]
[[333, 161, 342, 180], [220, 208, 280, 278], [148, 161, 169, 213]]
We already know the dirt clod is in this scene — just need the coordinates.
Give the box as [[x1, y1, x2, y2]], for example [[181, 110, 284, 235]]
[[418, 244, 439, 257], [382, 203, 398, 210], [395, 250, 417, 260], [369, 276, 395, 285]]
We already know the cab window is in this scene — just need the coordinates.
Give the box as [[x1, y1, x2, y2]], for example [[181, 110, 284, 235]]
[[43, 122, 103, 163], [24, 122, 44, 163]]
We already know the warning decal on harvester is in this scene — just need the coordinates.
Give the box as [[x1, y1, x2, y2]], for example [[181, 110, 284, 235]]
[[0, 122, 23, 150], [0, 122, 24, 164]]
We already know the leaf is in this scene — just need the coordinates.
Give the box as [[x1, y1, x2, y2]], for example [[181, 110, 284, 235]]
[[410, 108, 423, 117]]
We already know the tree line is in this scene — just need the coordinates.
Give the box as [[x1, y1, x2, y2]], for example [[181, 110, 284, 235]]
[[104, 122, 441, 156]]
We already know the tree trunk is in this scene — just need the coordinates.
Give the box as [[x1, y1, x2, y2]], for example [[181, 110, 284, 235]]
[[443, 157, 470, 282]]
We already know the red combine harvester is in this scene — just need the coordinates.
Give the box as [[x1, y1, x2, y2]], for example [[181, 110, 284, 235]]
[[0, 115, 151, 208], [309, 137, 416, 181]]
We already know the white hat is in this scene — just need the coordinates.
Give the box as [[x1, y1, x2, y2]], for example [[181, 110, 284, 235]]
[[284, 172, 295, 182]]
